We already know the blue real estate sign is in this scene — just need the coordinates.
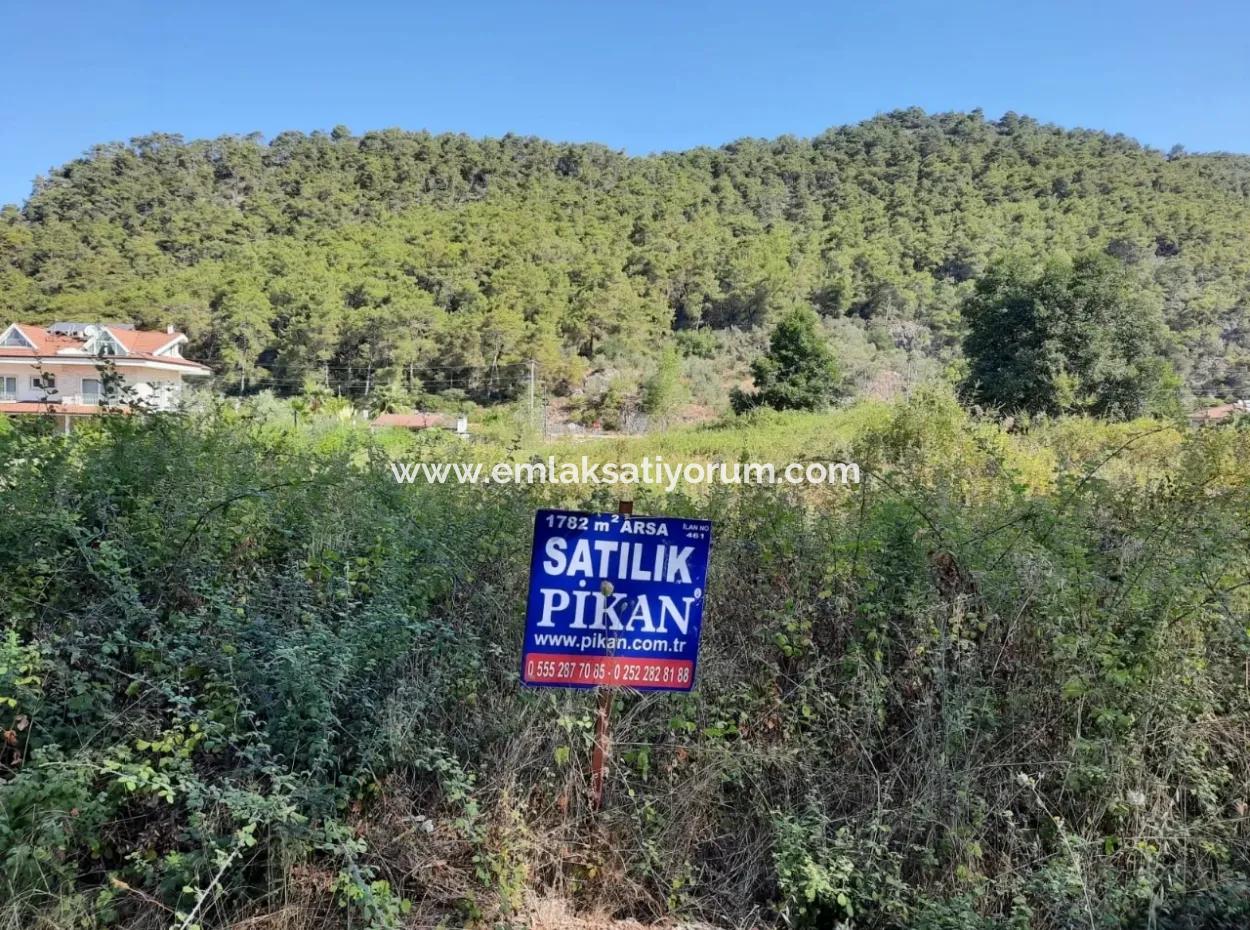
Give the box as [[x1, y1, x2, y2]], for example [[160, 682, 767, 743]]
[[521, 509, 713, 691]]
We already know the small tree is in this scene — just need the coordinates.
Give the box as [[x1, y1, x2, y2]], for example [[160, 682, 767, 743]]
[[94, 357, 138, 411], [642, 346, 688, 427], [732, 307, 842, 413], [370, 379, 408, 417], [31, 361, 60, 404]]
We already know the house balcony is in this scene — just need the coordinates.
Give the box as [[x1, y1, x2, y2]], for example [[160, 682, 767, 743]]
[[0, 393, 109, 407], [0, 391, 180, 413]]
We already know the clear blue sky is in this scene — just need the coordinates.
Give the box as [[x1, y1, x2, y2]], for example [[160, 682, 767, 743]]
[[3, 0, 1248, 206]]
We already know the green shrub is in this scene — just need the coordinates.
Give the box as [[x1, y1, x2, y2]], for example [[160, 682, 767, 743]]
[[2, 396, 1249, 928]]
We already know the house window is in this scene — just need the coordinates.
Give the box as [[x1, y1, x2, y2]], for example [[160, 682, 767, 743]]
[[82, 378, 101, 402], [32, 373, 56, 391], [1, 329, 32, 348], [90, 331, 124, 356], [0, 376, 15, 399]]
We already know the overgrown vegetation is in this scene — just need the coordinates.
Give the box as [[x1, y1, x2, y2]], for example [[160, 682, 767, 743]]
[[3, 110, 1250, 403], [3, 393, 1249, 928]]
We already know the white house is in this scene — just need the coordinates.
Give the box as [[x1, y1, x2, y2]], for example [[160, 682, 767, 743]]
[[0, 322, 212, 429]]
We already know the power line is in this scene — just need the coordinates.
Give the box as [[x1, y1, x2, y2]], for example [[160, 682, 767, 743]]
[[197, 361, 534, 376], [193, 365, 532, 382], [200, 362, 532, 373]]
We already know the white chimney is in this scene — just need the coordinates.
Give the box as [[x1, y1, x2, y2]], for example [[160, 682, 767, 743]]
[[455, 415, 468, 435], [166, 324, 176, 334]]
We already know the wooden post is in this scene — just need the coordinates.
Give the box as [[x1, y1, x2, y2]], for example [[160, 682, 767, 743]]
[[590, 499, 632, 810], [528, 359, 536, 429]]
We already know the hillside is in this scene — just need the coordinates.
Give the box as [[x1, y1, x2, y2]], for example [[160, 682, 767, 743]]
[[3, 109, 1250, 401]]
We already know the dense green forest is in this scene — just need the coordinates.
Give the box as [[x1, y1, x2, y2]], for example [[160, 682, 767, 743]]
[[3, 109, 1250, 403]]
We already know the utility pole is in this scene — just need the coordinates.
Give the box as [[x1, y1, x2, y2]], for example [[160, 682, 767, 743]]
[[528, 358, 536, 429]]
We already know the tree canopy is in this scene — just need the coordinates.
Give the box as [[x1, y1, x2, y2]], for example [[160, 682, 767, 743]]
[[962, 253, 1180, 418], [3, 110, 1249, 402], [732, 307, 843, 412]]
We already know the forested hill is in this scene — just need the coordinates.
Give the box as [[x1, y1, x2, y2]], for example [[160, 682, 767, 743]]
[[3, 109, 1250, 400]]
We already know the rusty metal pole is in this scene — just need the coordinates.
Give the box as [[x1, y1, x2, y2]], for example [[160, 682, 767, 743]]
[[590, 499, 632, 811], [589, 686, 612, 811]]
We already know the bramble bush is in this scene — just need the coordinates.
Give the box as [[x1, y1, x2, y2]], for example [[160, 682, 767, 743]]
[[2, 392, 1249, 929]]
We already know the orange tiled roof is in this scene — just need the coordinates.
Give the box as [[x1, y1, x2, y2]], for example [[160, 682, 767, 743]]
[[121, 330, 183, 353], [2, 325, 81, 356], [1189, 403, 1249, 422], [371, 412, 456, 429], [0, 324, 210, 372]]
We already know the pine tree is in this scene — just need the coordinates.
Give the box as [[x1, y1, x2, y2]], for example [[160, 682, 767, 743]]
[[732, 307, 842, 413], [642, 346, 688, 426]]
